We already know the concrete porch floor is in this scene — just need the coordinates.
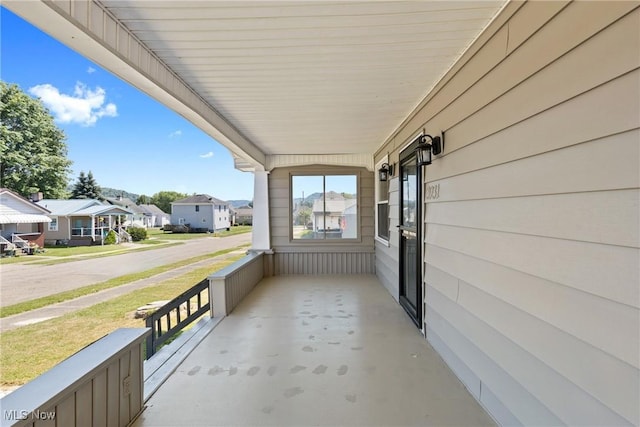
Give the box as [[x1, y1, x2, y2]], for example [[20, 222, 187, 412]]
[[135, 275, 495, 426]]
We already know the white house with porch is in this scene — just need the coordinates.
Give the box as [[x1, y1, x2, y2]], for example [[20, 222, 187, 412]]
[[0, 188, 52, 254], [2, 2, 638, 427]]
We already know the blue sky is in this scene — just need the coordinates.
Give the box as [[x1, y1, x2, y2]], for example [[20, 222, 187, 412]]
[[0, 7, 254, 201]]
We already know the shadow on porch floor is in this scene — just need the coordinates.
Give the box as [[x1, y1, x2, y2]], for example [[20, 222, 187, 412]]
[[135, 275, 495, 426]]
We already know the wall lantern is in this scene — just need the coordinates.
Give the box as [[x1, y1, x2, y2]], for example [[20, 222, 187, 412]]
[[415, 132, 445, 167], [378, 163, 393, 181]]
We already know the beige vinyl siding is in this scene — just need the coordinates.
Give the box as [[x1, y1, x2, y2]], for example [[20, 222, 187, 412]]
[[375, 1, 639, 425], [269, 165, 375, 275], [375, 177, 400, 299]]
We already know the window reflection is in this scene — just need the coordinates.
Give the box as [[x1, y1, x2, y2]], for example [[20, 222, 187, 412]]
[[402, 161, 417, 228], [292, 175, 358, 240]]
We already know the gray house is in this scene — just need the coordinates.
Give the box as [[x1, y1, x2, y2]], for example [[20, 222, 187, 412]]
[[170, 194, 230, 232]]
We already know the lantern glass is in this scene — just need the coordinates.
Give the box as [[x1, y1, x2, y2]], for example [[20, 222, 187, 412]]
[[416, 143, 432, 166]]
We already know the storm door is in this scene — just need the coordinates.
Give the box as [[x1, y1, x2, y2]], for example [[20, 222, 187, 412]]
[[398, 144, 422, 328]]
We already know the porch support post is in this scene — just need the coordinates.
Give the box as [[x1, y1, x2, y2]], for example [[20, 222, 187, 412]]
[[252, 170, 271, 251]]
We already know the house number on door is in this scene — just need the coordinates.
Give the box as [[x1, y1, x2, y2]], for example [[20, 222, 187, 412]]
[[426, 184, 440, 200]]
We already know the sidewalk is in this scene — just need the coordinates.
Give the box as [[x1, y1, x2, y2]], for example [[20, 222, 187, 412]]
[[0, 249, 246, 332]]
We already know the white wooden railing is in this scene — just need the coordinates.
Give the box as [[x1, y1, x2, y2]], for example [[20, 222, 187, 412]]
[[209, 251, 265, 316]]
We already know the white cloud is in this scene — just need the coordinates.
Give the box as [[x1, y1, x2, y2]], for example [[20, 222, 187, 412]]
[[87, 67, 96, 74], [28, 82, 117, 127], [199, 151, 214, 158], [168, 130, 182, 138]]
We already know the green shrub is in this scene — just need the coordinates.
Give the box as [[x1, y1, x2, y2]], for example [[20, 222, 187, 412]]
[[104, 230, 117, 245], [128, 227, 148, 242]]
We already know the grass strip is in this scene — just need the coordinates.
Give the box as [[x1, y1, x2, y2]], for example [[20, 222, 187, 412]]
[[0, 255, 244, 386], [0, 245, 249, 318], [31, 242, 183, 266], [0, 241, 182, 266]]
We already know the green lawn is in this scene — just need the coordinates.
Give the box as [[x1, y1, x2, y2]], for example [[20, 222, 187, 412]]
[[0, 254, 244, 386], [0, 241, 179, 265], [42, 245, 141, 257], [146, 225, 252, 241], [213, 225, 252, 237]]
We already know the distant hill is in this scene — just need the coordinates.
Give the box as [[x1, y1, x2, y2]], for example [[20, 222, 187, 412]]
[[227, 199, 252, 208], [293, 192, 323, 204], [101, 187, 140, 201]]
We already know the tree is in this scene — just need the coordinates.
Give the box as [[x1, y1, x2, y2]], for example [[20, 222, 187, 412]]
[[137, 194, 150, 205], [71, 170, 102, 200], [0, 81, 72, 198], [296, 206, 311, 226], [151, 191, 188, 213]]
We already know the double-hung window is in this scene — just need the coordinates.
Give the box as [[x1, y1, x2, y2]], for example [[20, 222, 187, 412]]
[[291, 174, 358, 240], [375, 157, 390, 243], [48, 216, 58, 231]]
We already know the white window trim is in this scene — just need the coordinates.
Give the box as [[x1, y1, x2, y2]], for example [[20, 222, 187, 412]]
[[48, 216, 59, 232], [375, 156, 390, 246]]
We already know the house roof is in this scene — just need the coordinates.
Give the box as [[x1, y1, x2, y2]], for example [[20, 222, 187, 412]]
[[172, 194, 228, 205], [104, 197, 145, 214], [74, 205, 134, 216], [36, 199, 102, 216], [0, 188, 53, 224], [137, 204, 169, 216], [235, 208, 253, 216], [35, 199, 132, 216], [0, 188, 51, 214]]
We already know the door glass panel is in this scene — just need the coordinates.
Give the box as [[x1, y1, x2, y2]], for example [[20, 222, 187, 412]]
[[402, 160, 417, 228], [399, 153, 421, 327], [403, 231, 418, 309]]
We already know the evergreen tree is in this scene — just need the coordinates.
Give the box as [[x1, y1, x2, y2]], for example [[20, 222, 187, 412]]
[[71, 170, 102, 200], [0, 81, 72, 198]]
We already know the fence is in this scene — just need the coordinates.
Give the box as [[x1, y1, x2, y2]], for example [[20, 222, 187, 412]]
[[145, 278, 210, 359]]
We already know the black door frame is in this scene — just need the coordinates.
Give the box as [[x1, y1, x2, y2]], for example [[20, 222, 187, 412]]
[[398, 139, 423, 328]]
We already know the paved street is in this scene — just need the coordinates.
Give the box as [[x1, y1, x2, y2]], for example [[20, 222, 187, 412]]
[[0, 233, 251, 307]]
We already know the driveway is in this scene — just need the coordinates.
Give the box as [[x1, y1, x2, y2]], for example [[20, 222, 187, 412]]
[[0, 234, 251, 307]]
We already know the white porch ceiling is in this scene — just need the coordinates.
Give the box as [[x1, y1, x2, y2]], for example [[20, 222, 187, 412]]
[[6, 1, 506, 168]]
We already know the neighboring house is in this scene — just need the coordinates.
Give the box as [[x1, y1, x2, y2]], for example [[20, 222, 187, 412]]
[[104, 196, 146, 228], [36, 199, 133, 246], [171, 194, 230, 232], [234, 206, 253, 225], [0, 188, 51, 253], [310, 193, 356, 238], [137, 204, 170, 228]]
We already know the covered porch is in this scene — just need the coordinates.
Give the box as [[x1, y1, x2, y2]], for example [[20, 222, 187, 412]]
[[136, 274, 494, 427], [2, 1, 638, 425]]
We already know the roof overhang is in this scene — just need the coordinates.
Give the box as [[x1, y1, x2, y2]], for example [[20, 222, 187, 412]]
[[4, 1, 508, 172], [74, 206, 134, 216], [0, 214, 52, 224]]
